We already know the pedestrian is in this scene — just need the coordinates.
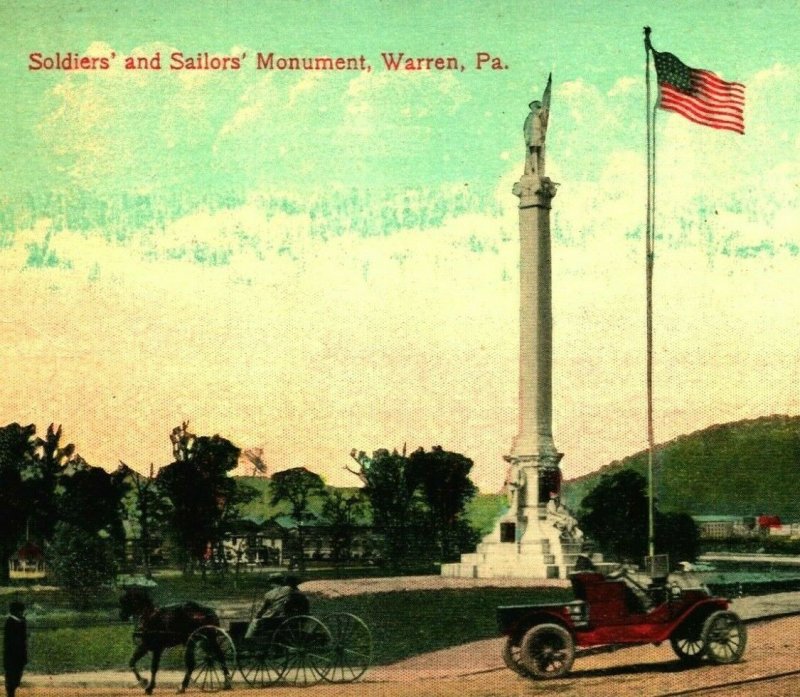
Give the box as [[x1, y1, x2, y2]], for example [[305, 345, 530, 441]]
[[4, 601, 27, 697]]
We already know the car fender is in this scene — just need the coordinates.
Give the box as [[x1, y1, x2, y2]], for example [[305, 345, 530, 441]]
[[498, 607, 574, 643], [657, 597, 729, 643]]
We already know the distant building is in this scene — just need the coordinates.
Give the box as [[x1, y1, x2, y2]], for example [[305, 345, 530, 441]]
[[9, 541, 46, 580], [768, 525, 793, 537], [692, 515, 750, 539], [692, 514, 790, 540], [272, 513, 378, 564], [223, 517, 285, 566], [756, 515, 782, 531]]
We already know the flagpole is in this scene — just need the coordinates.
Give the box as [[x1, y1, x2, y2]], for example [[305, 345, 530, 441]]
[[643, 27, 656, 560], [640, 29, 745, 567]]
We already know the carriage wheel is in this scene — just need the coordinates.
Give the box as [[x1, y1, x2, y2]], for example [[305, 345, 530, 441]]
[[518, 623, 575, 679], [187, 626, 236, 692], [270, 615, 333, 686], [322, 613, 373, 683], [501, 636, 534, 677], [237, 642, 284, 687], [670, 622, 705, 664], [702, 611, 747, 664]]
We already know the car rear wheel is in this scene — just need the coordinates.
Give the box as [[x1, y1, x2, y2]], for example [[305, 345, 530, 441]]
[[501, 637, 534, 677], [518, 623, 575, 679], [702, 610, 746, 664]]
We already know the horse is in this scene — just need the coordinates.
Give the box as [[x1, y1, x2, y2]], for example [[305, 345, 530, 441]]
[[119, 586, 232, 694]]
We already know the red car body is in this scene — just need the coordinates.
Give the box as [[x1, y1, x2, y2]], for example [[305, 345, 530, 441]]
[[497, 571, 746, 679]]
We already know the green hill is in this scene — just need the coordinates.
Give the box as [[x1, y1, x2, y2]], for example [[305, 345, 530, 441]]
[[562, 415, 800, 520], [232, 478, 367, 522], [232, 476, 507, 534]]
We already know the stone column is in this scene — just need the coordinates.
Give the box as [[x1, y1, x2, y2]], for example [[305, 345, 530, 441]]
[[440, 82, 581, 579], [507, 172, 562, 543]]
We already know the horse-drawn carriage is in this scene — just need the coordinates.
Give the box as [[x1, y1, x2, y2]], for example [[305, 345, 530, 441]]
[[188, 609, 372, 691], [120, 580, 372, 693]]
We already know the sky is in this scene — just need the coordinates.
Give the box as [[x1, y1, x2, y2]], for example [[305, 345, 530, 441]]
[[1, 1, 798, 489]]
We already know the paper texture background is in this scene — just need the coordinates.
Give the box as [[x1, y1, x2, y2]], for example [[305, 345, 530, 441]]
[[2, 1, 797, 492]]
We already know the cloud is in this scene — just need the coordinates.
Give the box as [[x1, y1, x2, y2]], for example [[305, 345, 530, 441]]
[[36, 41, 249, 192], [516, 62, 800, 261], [14, 53, 800, 489], [214, 65, 471, 186], [6, 162, 800, 490], [37, 42, 477, 199]]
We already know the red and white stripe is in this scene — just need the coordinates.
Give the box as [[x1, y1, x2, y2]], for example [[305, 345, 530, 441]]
[[659, 70, 745, 134]]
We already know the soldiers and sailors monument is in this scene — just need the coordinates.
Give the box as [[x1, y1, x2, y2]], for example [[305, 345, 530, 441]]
[[442, 76, 583, 579]]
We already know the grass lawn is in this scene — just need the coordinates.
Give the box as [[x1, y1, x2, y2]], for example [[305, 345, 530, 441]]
[[309, 587, 570, 665], [21, 585, 571, 673]]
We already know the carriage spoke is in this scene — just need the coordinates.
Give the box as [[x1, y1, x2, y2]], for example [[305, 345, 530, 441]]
[[189, 626, 236, 692], [239, 643, 285, 687], [122, 588, 373, 693], [121, 590, 233, 695], [271, 616, 333, 686], [322, 613, 373, 683]]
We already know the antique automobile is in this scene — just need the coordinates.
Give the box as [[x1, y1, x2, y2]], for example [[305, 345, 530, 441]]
[[497, 566, 746, 679]]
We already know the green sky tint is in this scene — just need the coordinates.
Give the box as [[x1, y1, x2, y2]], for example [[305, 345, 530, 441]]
[[2, 2, 797, 256], [3, 1, 794, 200]]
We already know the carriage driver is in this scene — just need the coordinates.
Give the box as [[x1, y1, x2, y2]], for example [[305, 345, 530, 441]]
[[244, 573, 309, 639]]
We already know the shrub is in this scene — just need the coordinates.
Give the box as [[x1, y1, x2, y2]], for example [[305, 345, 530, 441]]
[[47, 522, 116, 609]]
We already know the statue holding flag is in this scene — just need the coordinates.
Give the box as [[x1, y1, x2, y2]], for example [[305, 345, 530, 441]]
[[523, 73, 552, 176]]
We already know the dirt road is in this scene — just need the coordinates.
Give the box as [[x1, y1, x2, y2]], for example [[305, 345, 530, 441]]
[[16, 614, 800, 697]]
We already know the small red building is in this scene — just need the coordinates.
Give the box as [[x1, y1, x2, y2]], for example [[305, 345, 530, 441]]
[[757, 515, 782, 531]]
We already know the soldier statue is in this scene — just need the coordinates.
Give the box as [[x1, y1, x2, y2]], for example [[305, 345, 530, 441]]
[[523, 74, 552, 176]]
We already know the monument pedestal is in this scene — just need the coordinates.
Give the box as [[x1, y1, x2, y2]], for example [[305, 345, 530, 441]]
[[441, 454, 583, 579], [440, 534, 583, 579]]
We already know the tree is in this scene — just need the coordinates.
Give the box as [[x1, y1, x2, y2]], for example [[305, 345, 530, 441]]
[[349, 448, 426, 567], [29, 423, 77, 541], [321, 490, 364, 566], [48, 522, 116, 609], [578, 469, 699, 565], [218, 478, 258, 577], [156, 422, 241, 575], [0, 423, 91, 583], [579, 469, 649, 561], [655, 511, 700, 565], [118, 462, 171, 578], [57, 460, 128, 556], [407, 446, 478, 561], [349, 445, 480, 567], [0, 423, 37, 583], [269, 467, 326, 570]]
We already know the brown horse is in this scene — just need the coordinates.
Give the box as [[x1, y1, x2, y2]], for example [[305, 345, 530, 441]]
[[119, 587, 231, 694]]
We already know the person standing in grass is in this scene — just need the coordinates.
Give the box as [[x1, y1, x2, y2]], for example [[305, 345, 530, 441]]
[[3, 601, 27, 697]]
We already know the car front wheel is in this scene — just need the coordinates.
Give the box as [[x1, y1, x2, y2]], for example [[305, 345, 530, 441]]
[[702, 611, 747, 664]]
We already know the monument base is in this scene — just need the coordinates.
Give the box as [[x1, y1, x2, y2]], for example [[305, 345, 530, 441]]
[[441, 507, 583, 579]]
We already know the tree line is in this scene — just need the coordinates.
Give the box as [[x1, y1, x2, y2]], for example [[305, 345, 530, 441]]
[[0, 421, 483, 601], [1, 417, 702, 605]]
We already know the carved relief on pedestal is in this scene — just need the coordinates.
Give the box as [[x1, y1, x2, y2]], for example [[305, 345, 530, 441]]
[[503, 452, 563, 520]]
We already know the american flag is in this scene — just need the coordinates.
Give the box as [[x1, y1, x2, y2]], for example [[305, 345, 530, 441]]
[[652, 49, 745, 134], [540, 72, 552, 133]]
